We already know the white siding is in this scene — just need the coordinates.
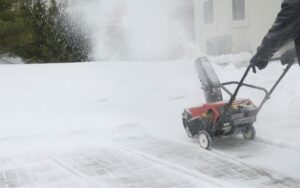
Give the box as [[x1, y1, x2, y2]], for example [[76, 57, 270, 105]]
[[194, 0, 282, 55]]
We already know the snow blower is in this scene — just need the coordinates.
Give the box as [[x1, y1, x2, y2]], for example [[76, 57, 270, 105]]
[[182, 56, 298, 150]]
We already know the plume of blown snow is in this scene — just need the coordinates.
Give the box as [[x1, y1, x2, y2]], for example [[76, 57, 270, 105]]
[[67, 0, 200, 61]]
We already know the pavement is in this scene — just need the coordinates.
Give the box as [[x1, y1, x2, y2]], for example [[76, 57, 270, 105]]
[[0, 125, 299, 188]]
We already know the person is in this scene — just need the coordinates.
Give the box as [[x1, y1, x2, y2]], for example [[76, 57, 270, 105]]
[[250, 0, 300, 72]]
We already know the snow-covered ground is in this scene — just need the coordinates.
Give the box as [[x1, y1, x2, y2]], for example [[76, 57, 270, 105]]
[[0, 59, 299, 187]]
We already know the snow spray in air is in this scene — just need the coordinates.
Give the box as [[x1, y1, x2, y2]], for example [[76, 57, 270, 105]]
[[67, 0, 199, 61]]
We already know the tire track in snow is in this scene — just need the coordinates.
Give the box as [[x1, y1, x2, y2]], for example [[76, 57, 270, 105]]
[[57, 147, 214, 188], [113, 131, 300, 188], [116, 144, 226, 187], [211, 135, 300, 185]]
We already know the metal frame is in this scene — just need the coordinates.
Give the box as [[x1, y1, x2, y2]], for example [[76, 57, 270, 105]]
[[221, 81, 269, 113], [221, 82, 268, 96], [220, 61, 294, 119]]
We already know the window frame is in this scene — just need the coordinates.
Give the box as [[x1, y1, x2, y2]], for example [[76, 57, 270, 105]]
[[232, 0, 246, 21], [203, 0, 215, 25], [231, 0, 249, 28]]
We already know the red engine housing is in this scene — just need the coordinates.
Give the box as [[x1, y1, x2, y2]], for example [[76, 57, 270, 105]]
[[186, 99, 255, 123]]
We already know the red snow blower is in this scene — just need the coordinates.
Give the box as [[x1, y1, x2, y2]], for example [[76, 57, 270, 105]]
[[182, 56, 297, 150]]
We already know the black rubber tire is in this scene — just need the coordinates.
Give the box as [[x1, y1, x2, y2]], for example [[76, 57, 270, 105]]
[[243, 124, 256, 140], [198, 130, 212, 150], [184, 125, 193, 138]]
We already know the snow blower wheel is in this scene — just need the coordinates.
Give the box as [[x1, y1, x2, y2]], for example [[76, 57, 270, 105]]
[[242, 124, 256, 140], [198, 131, 212, 150], [185, 126, 193, 138]]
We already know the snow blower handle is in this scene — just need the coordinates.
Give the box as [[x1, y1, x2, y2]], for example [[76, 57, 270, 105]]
[[224, 57, 294, 116], [223, 65, 252, 113], [257, 60, 294, 113], [251, 57, 282, 73]]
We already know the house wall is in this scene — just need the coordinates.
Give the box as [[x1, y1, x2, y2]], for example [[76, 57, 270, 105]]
[[194, 0, 282, 55]]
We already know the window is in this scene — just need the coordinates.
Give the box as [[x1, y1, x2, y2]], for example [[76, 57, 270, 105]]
[[232, 0, 246, 21], [203, 0, 214, 24]]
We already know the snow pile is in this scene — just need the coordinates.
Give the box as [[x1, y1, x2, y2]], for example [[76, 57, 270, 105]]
[[0, 56, 24, 64]]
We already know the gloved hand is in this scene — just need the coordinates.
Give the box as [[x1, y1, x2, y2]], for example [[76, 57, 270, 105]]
[[280, 48, 297, 65], [250, 54, 269, 73]]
